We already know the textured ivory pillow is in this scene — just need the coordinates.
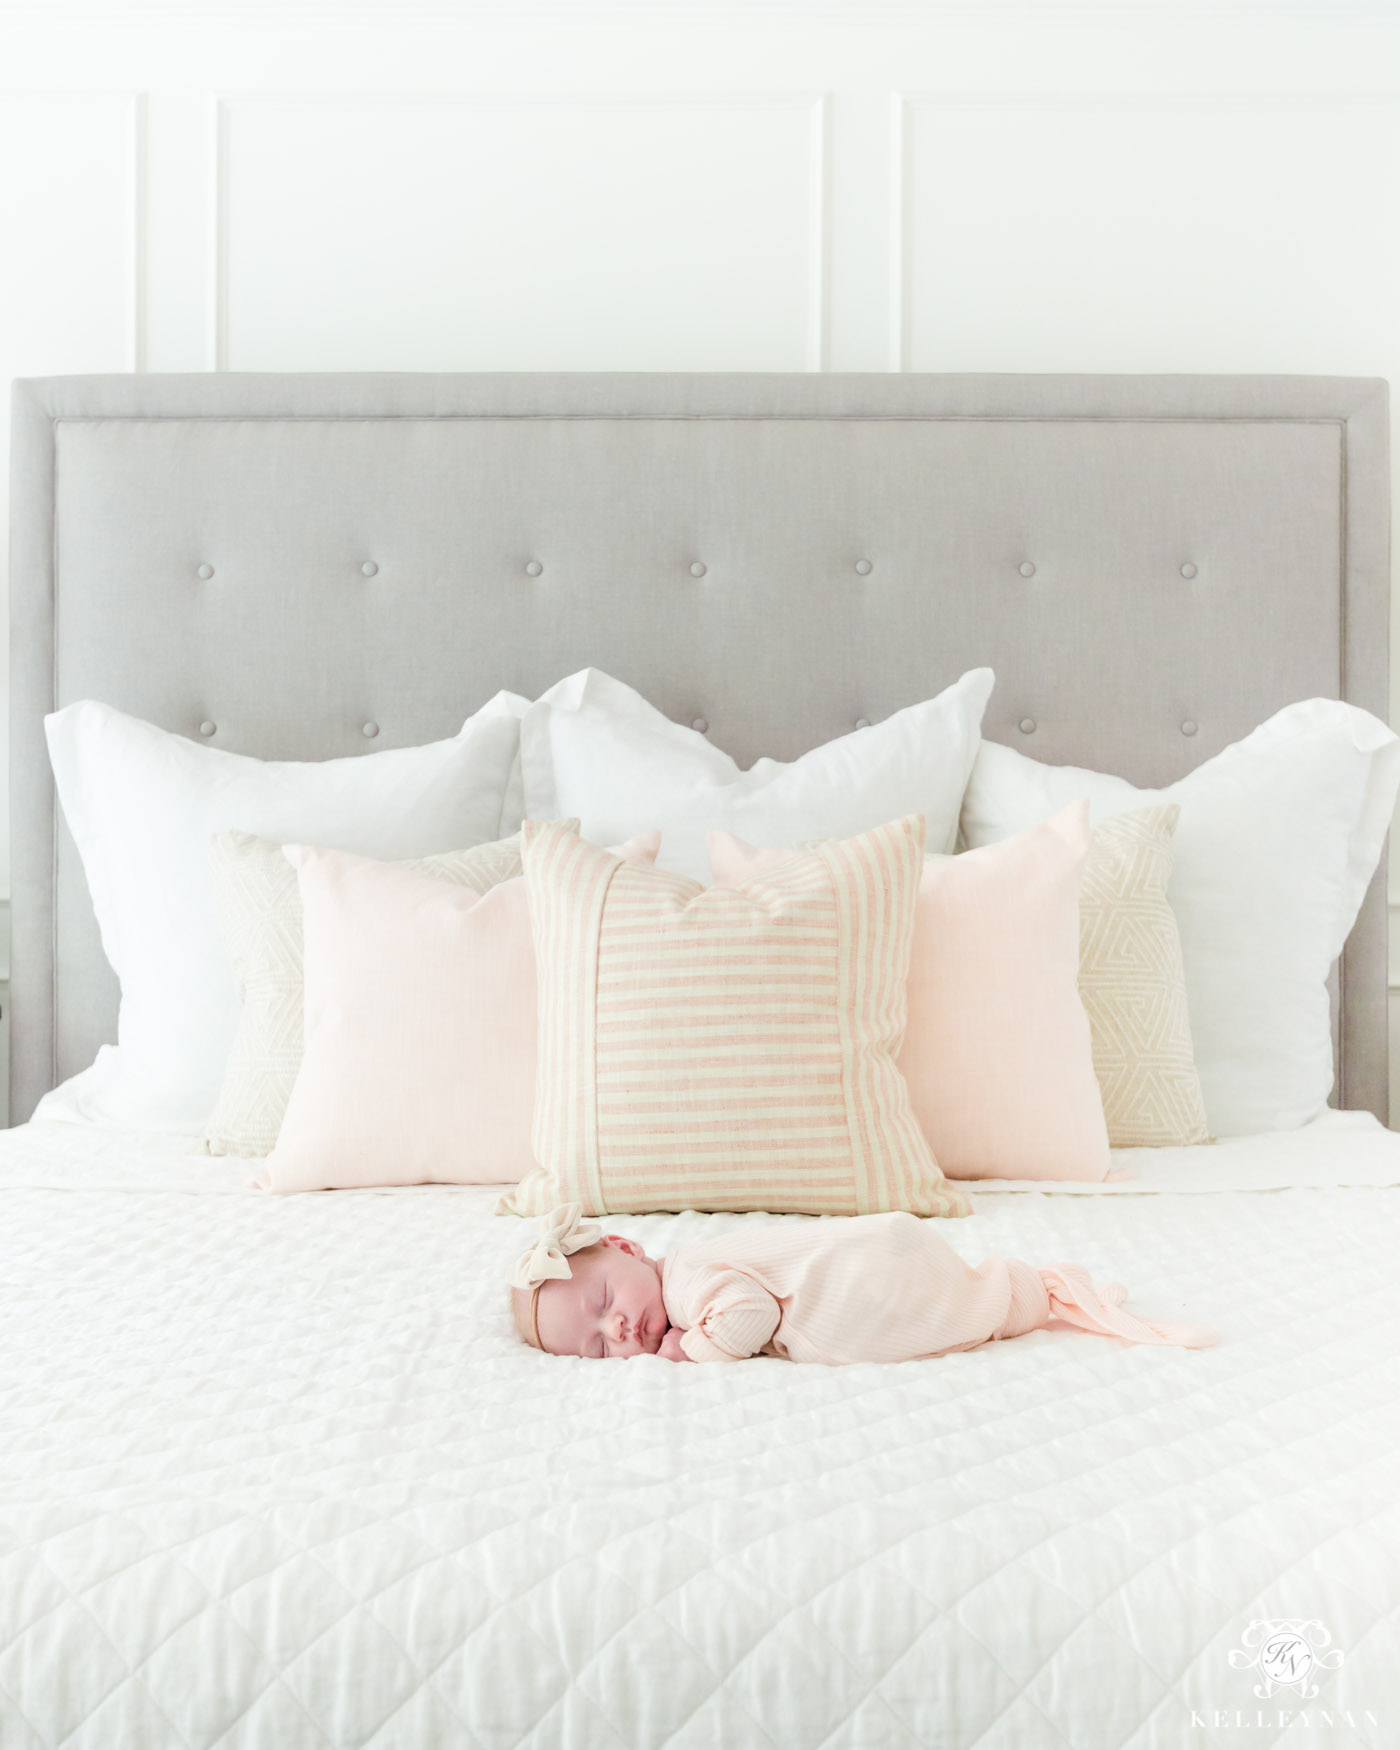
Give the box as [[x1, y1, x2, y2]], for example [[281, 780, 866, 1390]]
[[961, 698, 1400, 1134], [206, 829, 533, 1157], [1078, 805, 1210, 1148], [710, 802, 1112, 1182], [262, 830, 661, 1191], [711, 802, 1209, 1162], [503, 814, 972, 1219]]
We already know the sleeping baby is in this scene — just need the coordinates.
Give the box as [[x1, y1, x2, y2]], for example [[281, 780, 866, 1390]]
[[509, 1204, 1216, 1363]]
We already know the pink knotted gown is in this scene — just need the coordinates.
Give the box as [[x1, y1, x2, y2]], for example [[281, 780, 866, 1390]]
[[660, 1210, 1215, 1364]]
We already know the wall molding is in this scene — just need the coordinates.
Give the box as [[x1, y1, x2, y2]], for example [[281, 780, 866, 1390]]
[[0, 92, 147, 370], [208, 88, 829, 373], [129, 92, 147, 372], [888, 87, 1400, 373]]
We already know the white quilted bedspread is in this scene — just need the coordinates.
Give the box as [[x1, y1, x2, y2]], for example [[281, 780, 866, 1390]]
[[1, 1115, 1398, 1750]]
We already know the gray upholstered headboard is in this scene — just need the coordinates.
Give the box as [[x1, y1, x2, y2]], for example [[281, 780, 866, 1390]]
[[8, 371, 1391, 1125]]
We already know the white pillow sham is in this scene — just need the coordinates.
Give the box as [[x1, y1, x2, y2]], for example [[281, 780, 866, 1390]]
[[518, 666, 996, 882], [39, 694, 527, 1133], [960, 698, 1400, 1136]]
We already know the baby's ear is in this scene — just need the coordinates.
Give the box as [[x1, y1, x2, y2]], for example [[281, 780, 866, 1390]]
[[598, 1233, 645, 1260]]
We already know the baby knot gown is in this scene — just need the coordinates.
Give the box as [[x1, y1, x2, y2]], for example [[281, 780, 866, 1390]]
[[660, 1210, 1215, 1364]]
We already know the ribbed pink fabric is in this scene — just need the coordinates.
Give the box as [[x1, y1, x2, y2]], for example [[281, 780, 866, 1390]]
[[661, 1212, 1215, 1363]]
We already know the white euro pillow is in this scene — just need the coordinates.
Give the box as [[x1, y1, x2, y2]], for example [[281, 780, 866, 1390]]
[[960, 698, 1400, 1136], [39, 693, 527, 1134], [519, 666, 996, 882]]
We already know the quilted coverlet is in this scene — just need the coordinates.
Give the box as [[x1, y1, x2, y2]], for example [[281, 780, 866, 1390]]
[[0, 1116, 1397, 1750]]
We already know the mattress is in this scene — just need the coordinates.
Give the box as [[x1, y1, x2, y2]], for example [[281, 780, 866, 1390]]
[[1, 1113, 1397, 1750]]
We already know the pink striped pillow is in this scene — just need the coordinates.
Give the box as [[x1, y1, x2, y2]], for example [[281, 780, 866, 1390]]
[[503, 815, 972, 1218], [709, 803, 1114, 1181]]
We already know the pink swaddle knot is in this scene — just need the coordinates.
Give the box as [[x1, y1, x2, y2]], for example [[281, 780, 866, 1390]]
[[996, 1258, 1216, 1349]]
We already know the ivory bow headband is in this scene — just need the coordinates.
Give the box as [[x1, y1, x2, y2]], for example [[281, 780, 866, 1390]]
[[509, 1204, 602, 1350]]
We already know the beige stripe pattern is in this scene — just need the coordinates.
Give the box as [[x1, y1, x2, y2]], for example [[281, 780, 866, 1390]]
[[506, 815, 971, 1218]]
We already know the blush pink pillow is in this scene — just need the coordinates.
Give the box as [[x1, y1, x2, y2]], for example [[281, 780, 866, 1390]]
[[708, 802, 1111, 1182], [261, 831, 659, 1191]]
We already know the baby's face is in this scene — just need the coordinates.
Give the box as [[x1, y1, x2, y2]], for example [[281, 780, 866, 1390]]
[[535, 1236, 667, 1358]]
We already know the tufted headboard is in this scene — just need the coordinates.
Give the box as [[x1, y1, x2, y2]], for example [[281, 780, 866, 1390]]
[[7, 371, 1391, 1125]]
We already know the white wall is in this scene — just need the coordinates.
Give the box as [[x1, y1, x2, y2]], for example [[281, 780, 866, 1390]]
[[3, 0, 1400, 1110]]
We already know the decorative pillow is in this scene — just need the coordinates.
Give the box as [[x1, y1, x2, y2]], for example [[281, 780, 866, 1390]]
[[262, 830, 660, 1192], [1078, 805, 1210, 1148], [517, 665, 995, 882], [710, 802, 1112, 1182], [960, 699, 1400, 1135], [206, 829, 532, 1158], [713, 802, 1209, 1160], [39, 693, 527, 1133], [503, 815, 972, 1218]]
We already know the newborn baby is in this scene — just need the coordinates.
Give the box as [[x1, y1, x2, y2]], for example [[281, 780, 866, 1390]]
[[510, 1204, 1215, 1363]]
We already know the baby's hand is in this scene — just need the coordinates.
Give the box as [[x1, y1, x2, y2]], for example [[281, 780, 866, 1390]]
[[658, 1325, 692, 1363]]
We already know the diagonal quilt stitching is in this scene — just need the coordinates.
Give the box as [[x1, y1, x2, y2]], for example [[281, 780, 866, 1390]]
[[0, 1664, 47, 1750], [290, 1530, 507, 1747], [3, 1174, 1397, 1750], [279, 1489, 735, 1749], [468, 1335, 1397, 1746], [9, 1508, 354, 1750], [947, 1431, 1393, 1750], [21, 1547, 202, 1750], [520, 1517, 806, 1750], [160, 1540, 342, 1750], [1117, 1589, 1387, 1750], [942, 1621, 1082, 1750], [805, 1683, 927, 1750], [858, 1326, 1395, 1746], [1116, 1563, 1392, 1750]]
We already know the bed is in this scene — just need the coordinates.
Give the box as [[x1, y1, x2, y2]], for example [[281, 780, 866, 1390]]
[[3, 371, 1398, 1749]]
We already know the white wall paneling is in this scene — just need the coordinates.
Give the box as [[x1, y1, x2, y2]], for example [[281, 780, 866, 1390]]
[[212, 92, 828, 372], [2, 5, 1400, 1119], [892, 91, 1400, 374]]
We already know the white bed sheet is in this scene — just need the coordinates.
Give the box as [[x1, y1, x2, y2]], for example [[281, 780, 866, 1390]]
[[0, 1113, 1396, 1749]]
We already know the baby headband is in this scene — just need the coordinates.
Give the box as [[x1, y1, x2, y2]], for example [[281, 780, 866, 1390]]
[[509, 1204, 602, 1350]]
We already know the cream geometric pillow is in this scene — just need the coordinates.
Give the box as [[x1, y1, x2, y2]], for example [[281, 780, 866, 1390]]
[[204, 829, 529, 1157], [504, 814, 973, 1219], [1079, 805, 1211, 1147]]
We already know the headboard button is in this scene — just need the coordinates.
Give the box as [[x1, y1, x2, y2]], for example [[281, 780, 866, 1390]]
[[361, 561, 379, 578], [199, 720, 216, 737], [1180, 562, 1198, 579], [692, 717, 709, 735], [524, 560, 543, 577], [196, 563, 214, 581], [854, 559, 873, 576], [854, 717, 871, 730], [1181, 719, 1198, 737], [362, 721, 379, 739], [1019, 561, 1036, 578], [1018, 717, 1036, 734], [689, 562, 707, 578]]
